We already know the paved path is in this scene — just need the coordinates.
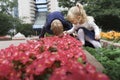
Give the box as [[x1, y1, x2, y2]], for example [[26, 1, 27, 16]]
[[0, 36, 39, 50], [0, 40, 27, 50]]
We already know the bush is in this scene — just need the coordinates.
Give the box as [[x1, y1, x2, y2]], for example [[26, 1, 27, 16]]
[[16, 24, 35, 37]]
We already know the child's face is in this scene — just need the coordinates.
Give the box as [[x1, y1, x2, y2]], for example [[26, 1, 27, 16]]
[[69, 16, 80, 25]]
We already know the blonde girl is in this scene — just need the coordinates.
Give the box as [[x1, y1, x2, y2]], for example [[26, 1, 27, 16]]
[[65, 3, 101, 48]]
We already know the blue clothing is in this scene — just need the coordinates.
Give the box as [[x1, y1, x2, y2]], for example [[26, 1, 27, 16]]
[[77, 27, 95, 40], [39, 11, 72, 37], [77, 27, 100, 48]]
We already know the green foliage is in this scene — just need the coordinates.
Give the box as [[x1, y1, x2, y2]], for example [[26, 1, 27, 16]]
[[84, 0, 120, 17], [0, 13, 21, 36], [84, 0, 120, 31], [95, 15, 120, 31], [16, 24, 35, 37], [0, 13, 13, 35], [58, 0, 120, 31], [0, 0, 17, 15], [0, 0, 21, 36], [58, 0, 88, 15], [85, 46, 120, 80], [58, 0, 76, 8]]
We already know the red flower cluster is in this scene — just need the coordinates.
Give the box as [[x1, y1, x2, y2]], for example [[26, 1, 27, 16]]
[[0, 35, 109, 80]]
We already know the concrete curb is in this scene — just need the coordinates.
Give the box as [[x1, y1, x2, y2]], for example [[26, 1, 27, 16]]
[[83, 50, 105, 72]]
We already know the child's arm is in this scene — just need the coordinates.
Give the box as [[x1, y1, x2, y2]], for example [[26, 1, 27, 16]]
[[64, 25, 76, 34], [93, 24, 101, 40], [88, 16, 101, 40]]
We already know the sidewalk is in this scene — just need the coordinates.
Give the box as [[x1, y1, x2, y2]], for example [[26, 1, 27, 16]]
[[0, 40, 27, 50], [0, 36, 39, 50]]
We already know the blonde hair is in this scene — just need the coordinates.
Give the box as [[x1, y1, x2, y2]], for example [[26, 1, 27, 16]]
[[50, 19, 63, 35], [67, 3, 87, 24]]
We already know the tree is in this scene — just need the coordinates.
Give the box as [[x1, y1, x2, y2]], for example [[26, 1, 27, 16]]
[[83, 0, 120, 17], [58, 0, 88, 15], [0, 0, 17, 15], [58, 0, 77, 9], [84, 0, 120, 31], [0, 13, 21, 36], [0, 0, 22, 36], [16, 24, 35, 37], [0, 13, 13, 35], [58, 0, 120, 17], [58, 0, 120, 31]]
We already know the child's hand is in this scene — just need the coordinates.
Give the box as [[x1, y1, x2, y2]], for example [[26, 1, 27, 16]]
[[95, 34, 101, 40], [63, 31, 68, 35], [72, 33, 77, 37]]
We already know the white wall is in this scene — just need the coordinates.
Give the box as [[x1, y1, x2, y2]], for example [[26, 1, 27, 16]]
[[47, 0, 60, 12], [18, 0, 35, 24]]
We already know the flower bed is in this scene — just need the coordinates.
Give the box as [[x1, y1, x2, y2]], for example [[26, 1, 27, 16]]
[[100, 39, 120, 48], [85, 46, 120, 80], [100, 31, 120, 48], [0, 35, 109, 80], [100, 30, 120, 42]]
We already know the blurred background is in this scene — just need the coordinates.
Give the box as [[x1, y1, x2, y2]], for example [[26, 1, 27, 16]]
[[0, 0, 120, 37]]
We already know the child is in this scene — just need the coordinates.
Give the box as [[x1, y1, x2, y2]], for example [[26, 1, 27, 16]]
[[39, 11, 72, 38], [64, 3, 101, 48]]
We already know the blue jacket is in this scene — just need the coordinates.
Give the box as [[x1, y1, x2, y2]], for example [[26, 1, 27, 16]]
[[44, 11, 72, 34]]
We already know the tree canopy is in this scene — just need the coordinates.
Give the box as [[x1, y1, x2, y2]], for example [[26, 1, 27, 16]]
[[0, 0, 21, 36], [58, 0, 120, 31], [58, 0, 120, 17], [0, 0, 17, 15], [0, 13, 12, 35], [0, 13, 21, 36]]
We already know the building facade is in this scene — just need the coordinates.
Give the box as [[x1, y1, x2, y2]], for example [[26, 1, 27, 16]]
[[33, 0, 47, 29], [47, 0, 59, 12], [18, 0, 36, 24], [33, 0, 60, 34], [18, 0, 59, 24], [1, 0, 60, 24]]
